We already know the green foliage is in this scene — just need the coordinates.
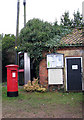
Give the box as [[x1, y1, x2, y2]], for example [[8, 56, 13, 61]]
[[73, 10, 83, 28], [0, 34, 2, 52], [19, 19, 72, 52], [61, 11, 72, 27], [2, 34, 15, 81], [2, 10, 83, 80], [60, 10, 83, 28], [2, 34, 15, 63], [18, 19, 54, 77], [19, 19, 54, 54], [46, 25, 72, 49], [18, 18, 72, 77], [2, 34, 15, 51]]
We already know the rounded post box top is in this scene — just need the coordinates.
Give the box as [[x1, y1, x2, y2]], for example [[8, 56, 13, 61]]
[[6, 64, 19, 68]]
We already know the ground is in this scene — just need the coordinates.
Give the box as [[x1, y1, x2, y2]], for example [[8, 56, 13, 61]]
[[2, 85, 83, 119]]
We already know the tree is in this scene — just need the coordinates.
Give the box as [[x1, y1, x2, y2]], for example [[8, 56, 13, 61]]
[[60, 10, 83, 28], [18, 18, 71, 78], [2, 34, 15, 51], [2, 34, 15, 81], [18, 18, 54, 77], [72, 10, 83, 28], [0, 34, 2, 52], [19, 18, 54, 58], [60, 11, 72, 27]]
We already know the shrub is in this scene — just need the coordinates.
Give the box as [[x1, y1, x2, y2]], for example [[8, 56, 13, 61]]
[[23, 79, 47, 92]]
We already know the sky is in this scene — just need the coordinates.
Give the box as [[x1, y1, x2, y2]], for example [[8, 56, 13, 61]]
[[0, 0, 84, 35]]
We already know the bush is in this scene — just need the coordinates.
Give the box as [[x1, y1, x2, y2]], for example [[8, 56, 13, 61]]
[[23, 79, 47, 92]]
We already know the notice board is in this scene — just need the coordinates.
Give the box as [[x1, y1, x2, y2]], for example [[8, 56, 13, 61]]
[[47, 53, 64, 68], [48, 69, 63, 84]]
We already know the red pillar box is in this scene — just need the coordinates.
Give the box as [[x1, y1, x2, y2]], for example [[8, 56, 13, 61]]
[[6, 64, 19, 97]]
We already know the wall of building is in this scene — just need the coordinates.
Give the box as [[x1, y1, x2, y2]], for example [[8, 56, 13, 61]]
[[57, 47, 84, 91], [39, 47, 84, 91]]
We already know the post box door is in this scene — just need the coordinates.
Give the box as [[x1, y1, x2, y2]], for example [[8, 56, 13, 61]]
[[11, 70, 18, 91]]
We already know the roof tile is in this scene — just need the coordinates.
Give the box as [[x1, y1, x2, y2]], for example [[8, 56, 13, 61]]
[[61, 29, 84, 46]]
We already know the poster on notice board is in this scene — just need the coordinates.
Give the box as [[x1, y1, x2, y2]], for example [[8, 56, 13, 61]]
[[47, 53, 64, 68]]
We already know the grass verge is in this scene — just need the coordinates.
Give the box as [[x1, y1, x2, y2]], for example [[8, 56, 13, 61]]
[[2, 85, 83, 118], [2, 86, 82, 107]]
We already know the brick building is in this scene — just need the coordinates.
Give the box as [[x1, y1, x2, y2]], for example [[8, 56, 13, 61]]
[[39, 29, 84, 91]]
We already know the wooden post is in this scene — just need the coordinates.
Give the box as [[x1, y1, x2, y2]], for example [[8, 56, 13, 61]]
[[23, 0, 26, 26], [15, 0, 20, 64]]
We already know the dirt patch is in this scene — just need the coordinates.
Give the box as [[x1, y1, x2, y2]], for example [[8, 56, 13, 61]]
[[2, 100, 82, 118], [2, 86, 83, 118]]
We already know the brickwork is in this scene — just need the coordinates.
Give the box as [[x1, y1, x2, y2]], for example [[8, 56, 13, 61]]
[[39, 58, 48, 89]]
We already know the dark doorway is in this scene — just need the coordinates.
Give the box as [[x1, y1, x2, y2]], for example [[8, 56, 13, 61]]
[[67, 58, 82, 91], [31, 60, 37, 82]]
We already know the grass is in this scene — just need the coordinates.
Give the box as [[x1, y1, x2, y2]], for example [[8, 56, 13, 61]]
[[2, 85, 82, 107], [2, 85, 83, 118]]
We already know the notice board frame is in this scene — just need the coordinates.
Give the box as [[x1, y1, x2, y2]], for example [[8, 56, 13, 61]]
[[47, 53, 64, 69]]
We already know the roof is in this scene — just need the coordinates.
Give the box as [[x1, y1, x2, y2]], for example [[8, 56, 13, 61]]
[[61, 29, 84, 46]]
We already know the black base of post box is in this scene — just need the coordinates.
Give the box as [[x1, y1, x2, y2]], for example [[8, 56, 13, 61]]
[[7, 91, 18, 97]]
